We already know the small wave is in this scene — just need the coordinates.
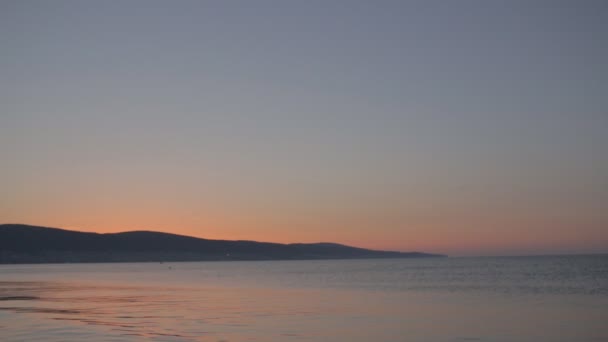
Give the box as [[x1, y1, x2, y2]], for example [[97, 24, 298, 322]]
[[0, 296, 39, 301], [0, 307, 82, 315]]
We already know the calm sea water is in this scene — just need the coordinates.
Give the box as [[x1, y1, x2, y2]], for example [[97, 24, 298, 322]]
[[0, 255, 607, 341]]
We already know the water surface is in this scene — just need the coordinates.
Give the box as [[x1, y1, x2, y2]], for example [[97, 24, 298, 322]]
[[1, 256, 607, 341]]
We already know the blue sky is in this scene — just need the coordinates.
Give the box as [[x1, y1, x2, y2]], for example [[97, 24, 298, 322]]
[[2, 0, 607, 255]]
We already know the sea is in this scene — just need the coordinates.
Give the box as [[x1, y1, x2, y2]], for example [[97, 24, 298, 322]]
[[0, 255, 607, 341]]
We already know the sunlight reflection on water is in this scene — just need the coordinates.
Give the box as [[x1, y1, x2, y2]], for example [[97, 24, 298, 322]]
[[1, 256, 607, 341]]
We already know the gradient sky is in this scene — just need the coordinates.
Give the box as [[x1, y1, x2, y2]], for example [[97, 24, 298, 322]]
[[2, 0, 607, 256]]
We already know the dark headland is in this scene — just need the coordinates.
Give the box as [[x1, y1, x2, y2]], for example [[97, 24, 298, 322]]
[[0, 224, 445, 264]]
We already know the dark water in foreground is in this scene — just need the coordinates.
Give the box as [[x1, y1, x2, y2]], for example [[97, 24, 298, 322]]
[[0, 255, 607, 341]]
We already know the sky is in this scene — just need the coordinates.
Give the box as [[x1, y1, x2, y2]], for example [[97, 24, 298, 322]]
[[1, 0, 607, 256]]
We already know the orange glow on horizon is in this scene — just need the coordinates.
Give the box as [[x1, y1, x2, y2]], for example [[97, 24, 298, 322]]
[[9, 212, 607, 257], [5, 179, 607, 257]]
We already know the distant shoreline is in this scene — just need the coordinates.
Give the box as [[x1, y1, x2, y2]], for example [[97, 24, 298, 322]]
[[0, 224, 445, 264]]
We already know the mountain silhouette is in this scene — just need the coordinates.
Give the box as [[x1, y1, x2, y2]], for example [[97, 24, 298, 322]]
[[0, 224, 445, 263]]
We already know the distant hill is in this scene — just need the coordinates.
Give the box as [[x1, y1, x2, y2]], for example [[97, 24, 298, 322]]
[[0, 224, 445, 264]]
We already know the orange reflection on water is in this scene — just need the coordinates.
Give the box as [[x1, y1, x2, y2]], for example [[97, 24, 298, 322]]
[[1, 276, 607, 341]]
